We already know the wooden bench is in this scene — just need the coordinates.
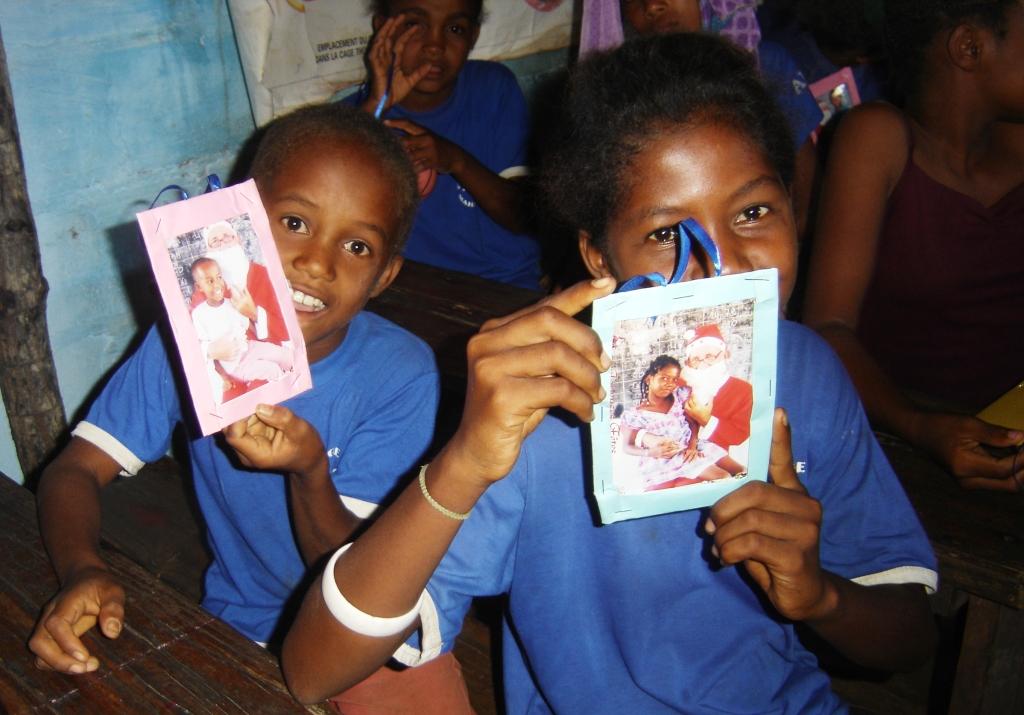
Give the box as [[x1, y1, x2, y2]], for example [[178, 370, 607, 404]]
[[95, 457, 503, 715], [878, 434, 1024, 715], [0, 473, 326, 714]]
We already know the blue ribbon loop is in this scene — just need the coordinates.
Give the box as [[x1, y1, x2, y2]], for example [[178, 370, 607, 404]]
[[617, 218, 722, 292], [147, 174, 222, 210], [373, 58, 396, 120]]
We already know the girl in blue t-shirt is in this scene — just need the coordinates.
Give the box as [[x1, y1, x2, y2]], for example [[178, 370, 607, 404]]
[[279, 33, 936, 711]]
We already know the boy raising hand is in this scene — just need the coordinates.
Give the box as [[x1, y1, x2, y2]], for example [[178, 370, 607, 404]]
[[348, 0, 543, 290]]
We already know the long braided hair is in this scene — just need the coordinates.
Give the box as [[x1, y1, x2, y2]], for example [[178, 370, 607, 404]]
[[639, 355, 681, 406]]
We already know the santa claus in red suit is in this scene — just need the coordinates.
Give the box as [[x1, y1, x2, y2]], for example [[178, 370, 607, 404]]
[[678, 323, 752, 450]]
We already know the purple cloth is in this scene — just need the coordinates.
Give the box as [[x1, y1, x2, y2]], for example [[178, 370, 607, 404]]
[[579, 0, 624, 58], [702, 0, 761, 56]]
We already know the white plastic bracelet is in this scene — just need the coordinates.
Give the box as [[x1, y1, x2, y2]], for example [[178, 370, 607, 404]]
[[320, 543, 424, 637]]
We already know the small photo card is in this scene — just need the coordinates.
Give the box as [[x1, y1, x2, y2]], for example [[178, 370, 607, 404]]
[[136, 179, 311, 436], [809, 66, 861, 131], [590, 269, 779, 524]]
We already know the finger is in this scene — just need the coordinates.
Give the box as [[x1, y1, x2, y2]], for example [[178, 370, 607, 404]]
[[383, 118, 426, 136], [29, 604, 75, 672], [44, 604, 97, 669], [98, 594, 125, 640], [470, 307, 608, 388], [741, 559, 772, 594], [967, 417, 1024, 448], [474, 339, 606, 409], [496, 372, 600, 426], [392, 24, 424, 63], [768, 408, 805, 494], [482, 277, 615, 333], [375, 14, 403, 48], [31, 638, 97, 675], [222, 417, 249, 442], [711, 505, 819, 562], [954, 448, 1024, 483], [958, 473, 1023, 492], [707, 480, 820, 535], [403, 61, 433, 88], [251, 403, 296, 430]]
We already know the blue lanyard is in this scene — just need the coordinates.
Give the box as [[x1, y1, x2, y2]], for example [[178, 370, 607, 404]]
[[148, 174, 222, 209], [617, 218, 722, 292], [373, 59, 396, 120]]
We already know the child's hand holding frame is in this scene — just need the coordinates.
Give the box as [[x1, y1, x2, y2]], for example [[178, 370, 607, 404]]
[[437, 277, 615, 491], [706, 408, 832, 623], [224, 404, 327, 479]]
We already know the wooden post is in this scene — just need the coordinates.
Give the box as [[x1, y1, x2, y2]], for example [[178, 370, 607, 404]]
[[0, 30, 67, 486]]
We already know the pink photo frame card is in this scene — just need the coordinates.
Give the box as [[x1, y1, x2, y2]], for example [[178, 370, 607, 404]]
[[809, 66, 861, 135], [136, 179, 311, 436]]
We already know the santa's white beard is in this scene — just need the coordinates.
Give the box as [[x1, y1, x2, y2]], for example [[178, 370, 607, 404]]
[[682, 361, 730, 404], [206, 245, 250, 288]]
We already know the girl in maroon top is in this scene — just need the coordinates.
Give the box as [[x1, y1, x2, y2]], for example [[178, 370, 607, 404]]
[[804, 0, 1024, 490]]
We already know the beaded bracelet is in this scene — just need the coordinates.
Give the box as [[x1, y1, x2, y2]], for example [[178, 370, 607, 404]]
[[418, 464, 472, 521], [320, 543, 424, 637]]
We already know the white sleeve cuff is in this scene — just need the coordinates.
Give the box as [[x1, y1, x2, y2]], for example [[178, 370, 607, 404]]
[[499, 165, 529, 179], [71, 422, 145, 476], [391, 589, 444, 667], [339, 494, 380, 520], [851, 565, 938, 594]]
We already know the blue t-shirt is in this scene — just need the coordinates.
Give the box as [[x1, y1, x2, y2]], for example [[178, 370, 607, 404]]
[[346, 60, 541, 290], [414, 321, 936, 714], [74, 311, 439, 643], [758, 40, 825, 149], [757, 12, 887, 105]]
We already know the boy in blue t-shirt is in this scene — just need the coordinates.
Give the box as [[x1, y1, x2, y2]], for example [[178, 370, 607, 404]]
[[27, 104, 472, 707], [346, 0, 542, 290]]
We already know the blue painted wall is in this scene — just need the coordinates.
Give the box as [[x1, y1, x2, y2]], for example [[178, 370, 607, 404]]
[[0, 1, 568, 483], [0, 1, 254, 483]]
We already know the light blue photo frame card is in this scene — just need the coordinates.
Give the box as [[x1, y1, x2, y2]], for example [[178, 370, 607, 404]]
[[590, 269, 779, 524]]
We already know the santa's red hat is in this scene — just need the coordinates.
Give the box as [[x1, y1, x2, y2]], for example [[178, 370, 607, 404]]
[[684, 323, 725, 353]]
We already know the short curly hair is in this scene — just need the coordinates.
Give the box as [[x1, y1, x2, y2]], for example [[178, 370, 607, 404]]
[[248, 103, 419, 255], [366, 0, 484, 22], [540, 33, 794, 251], [885, 0, 1018, 99]]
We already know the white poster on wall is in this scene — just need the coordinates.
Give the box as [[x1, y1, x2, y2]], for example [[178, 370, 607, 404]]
[[228, 0, 573, 126]]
